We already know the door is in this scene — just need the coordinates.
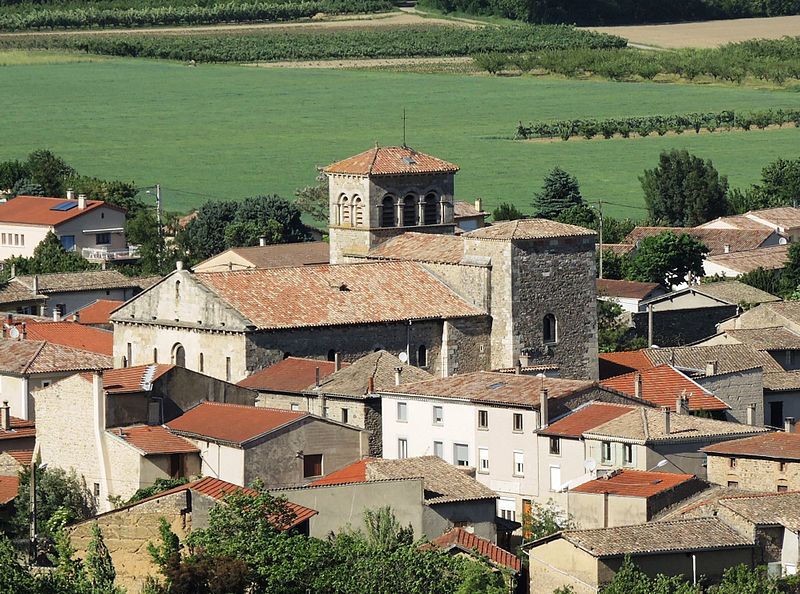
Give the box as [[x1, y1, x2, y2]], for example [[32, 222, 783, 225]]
[[771, 401, 784, 428]]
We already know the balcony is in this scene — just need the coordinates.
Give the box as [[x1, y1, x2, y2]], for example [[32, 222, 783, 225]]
[[82, 246, 140, 262]]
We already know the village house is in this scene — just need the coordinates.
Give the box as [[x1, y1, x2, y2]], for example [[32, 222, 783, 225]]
[[625, 225, 783, 259], [698, 206, 800, 242], [191, 241, 330, 273], [0, 193, 130, 262], [278, 455, 500, 542], [0, 402, 35, 454], [68, 477, 318, 592], [66, 299, 125, 329], [237, 356, 346, 407], [596, 279, 664, 313], [702, 429, 800, 492], [452, 199, 489, 232], [527, 517, 758, 594], [165, 402, 369, 488], [704, 245, 791, 278]]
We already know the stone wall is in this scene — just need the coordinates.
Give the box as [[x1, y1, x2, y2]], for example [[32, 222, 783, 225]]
[[707, 454, 800, 491], [441, 317, 492, 377], [697, 369, 764, 425], [633, 305, 738, 347], [420, 261, 491, 312], [422, 498, 497, 542]]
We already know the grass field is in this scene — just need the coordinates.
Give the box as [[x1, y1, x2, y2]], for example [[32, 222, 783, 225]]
[[1, 57, 798, 217]]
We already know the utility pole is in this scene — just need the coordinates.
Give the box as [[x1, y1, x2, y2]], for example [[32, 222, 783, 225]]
[[597, 200, 604, 279], [28, 460, 36, 564], [155, 183, 162, 232]]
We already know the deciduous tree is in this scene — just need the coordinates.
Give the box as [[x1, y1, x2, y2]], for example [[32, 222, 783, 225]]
[[625, 231, 707, 288]]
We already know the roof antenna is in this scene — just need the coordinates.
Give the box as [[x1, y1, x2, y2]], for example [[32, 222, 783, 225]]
[[402, 107, 407, 148]]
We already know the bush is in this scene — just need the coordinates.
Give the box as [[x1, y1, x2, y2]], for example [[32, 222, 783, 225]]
[[473, 51, 508, 74]]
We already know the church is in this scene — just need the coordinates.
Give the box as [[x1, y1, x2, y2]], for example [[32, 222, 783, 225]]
[[111, 146, 599, 381]]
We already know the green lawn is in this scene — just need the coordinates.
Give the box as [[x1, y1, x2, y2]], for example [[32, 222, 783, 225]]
[[1, 58, 798, 217]]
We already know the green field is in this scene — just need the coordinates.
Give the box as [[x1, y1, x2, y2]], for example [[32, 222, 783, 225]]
[[2, 58, 798, 217]]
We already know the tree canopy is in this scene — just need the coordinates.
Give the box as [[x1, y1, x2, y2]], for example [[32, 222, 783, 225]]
[[492, 202, 524, 221], [626, 231, 708, 287], [532, 166, 584, 219], [2, 232, 97, 282]]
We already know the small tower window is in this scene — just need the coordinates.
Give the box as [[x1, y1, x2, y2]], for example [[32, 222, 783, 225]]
[[354, 196, 364, 227], [423, 193, 439, 225], [403, 194, 417, 227], [381, 195, 396, 228], [175, 280, 181, 301], [339, 195, 350, 225], [172, 343, 186, 367], [543, 314, 557, 344], [417, 344, 428, 368]]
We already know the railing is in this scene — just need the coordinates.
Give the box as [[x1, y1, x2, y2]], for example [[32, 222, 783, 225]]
[[82, 246, 140, 261]]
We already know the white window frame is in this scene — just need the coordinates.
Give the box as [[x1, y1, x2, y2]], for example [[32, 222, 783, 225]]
[[478, 447, 489, 474], [498, 497, 516, 522], [433, 441, 444, 459], [549, 465, 562, 492], [513, 413, 523, 433], [601, 441, 612, 464], [453, 443, 469, 467], [398, 438, 408, 459], [432, 405, 443, 425], [477, 409, 488, 430], [513, 451, 524, 477], [397, 401, 408, 422], [623, 443, 633, 465]]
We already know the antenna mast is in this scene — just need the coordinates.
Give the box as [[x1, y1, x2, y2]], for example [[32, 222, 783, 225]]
[[402, 108, 407, 147]]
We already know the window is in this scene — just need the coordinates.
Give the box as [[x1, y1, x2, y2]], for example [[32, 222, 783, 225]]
[[498, 498, 516, 522], [397, 402, 408, 422], [513, 413, 523, 432], [354, 196, 364, 227], [93, 483, 100, 497], [513, 451, 524, 477], [477, 410, 488, 429], [398, 438, 408, 459], [225, 357, 231, 382], [728, 481, 739, 488], [172, 344, 185, 368], [549, 466, 562, 491], [126, 343, 132, 367], [341, 409, 349, 424], [19, 235, 23, 247], [549, 437, 560, 455], [417, 344, 428, 367], [432, 405, 443, 425], [453, 443, 469, 467], [729, 457, 737, 469], [381, 195, 396, 228], [478, 447, 489, 473], [339, 195, 350, 225], [291, 403, 300, 412], [42, 381, 50, 388], [169, 454, 183, 478], [623, 443, 633, 465], [13, 234, 18, 246], [402, 194, 417, 227], [1, 233, 5, 244], [543, 314, 557, 344], [780, 461, 787, 473], [778, 484, 789, 493], [56, 304, 66, 317], [199, 353, 204, 372], [153, 348, 158, 363], [324, 406, 330, 418], [601, 441, 612, 464], [434, 441, 444, 459], [175, 280, 181, 301], [327, 349, 336, 362], [303, 454, 323, 478], [95, 232, 111, 245], [423, 193, 439, 225]]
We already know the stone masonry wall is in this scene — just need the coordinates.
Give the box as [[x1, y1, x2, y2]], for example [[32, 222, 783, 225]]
[[708, 454, 800, 491], [697, 369, 764, 425], [633, 305, 738, 347]]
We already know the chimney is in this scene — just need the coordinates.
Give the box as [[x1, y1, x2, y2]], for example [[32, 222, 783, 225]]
[[747, 404, 756, 426], [539, 388, 549, 428], [9, 264, 15, 278], [395, 367, 403, 386], [705, 360, 718, 377], [93, 370, 106, 431], [519, 353, 530, 367], [334, 352, 342, 372], [515, 360, 522, 375], [259, 237, 266, 247], [73, 311, 80, 323], [52, 309, 60, 322], [20, 322, 26, 339], [66, 188, 74, 201], [474, 198, 482, 212], [77, 193, 87, 209], [663, 406, 671, 435], [676, 392, 687, 415], [367, 376, 375, 394], [723, 244, 730, 254], [315, 366, 321, 388], [32, 275, 38, 295], [785, 417, 795, 433], [0, 401, 9, 431], [634, 372, 642, 400], [175, 260, 184, 271]]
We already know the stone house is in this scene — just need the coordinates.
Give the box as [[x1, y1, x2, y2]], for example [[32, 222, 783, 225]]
[[192, 241, 330, 273], [165, 401, 369, 488], [0, 448, 31, 475], [237, 356, 345, 406], [698, 206, 800, 242], [704, 245, 791, 278], [379, 372, 643, 522], [69, 476, 317, 592], [280, 455, 500, 542], [527, 517, 758, 594], [624, 225, 783, 260], [0, 402, 35, 454], [452, 200, 489, 232], [702, 430, 800, 492], [694, 326, 800, 373]]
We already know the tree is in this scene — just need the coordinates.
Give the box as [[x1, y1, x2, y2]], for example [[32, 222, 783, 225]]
[[625, 231, 708, 288], [233, 195, 309, 244], [86, 525, 122, 594], [294, 181, 329, 224], [223, 220, 283, 249], [746, 157, 800, 210], [361, 506, 413, 552], [177, 200, 238, 262], [779, 242, 800, 297], [556, 203, 597, 229], [738, 266, 783, 297], [714, 564, 780, 594], [492, 202, 524, 221], [640, 149, 728, 227], [4, 231, 97, 278], [521, 499, 574, 543], [600, 556, 701, 594], [67, 175, 141, 214], [532, 166, 584, 219], [598, 299, 646, 353], [0, 160, 29, 192], [24, 149, 75, 197]]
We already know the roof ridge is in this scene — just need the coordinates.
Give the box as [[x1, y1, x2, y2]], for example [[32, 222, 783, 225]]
[[368, 145, 380, 174], [20, 341, 48, 375]]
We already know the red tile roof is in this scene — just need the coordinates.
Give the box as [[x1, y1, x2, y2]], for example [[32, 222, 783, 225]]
[[0, 417, 35, 441], [108, 425, 199, 455], [601, 365, 728, 412], [429, 528, 521, 572], [308, 458, 373, 486], [324, 146, 459, 176], [702, 432, 800, 461], [598, 351, 654, 373], [572, 469, 696, 498], [166, 402, 306, 446], [4, 450, 33, 466], [539, 403, 635, 438], [70, 300, 125, 325], [0, 339, 112, 375], [0, 195, 115, 225], [0, 476, 19, 504], [86, 364, 174, 395], [237, 357, 347, 393], [196, 261, 484, 330], [597, 279, 662, 300], [12, 321, 113, 355], [624, 226, 776, 256]]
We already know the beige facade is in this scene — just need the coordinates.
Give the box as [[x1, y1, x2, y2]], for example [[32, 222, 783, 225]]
[[1, 371, 76, 421], [707, 453, 800, 492]]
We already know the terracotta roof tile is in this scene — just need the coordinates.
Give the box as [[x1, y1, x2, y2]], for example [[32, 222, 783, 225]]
[[324, 146, 459, 176], [598, 351, 654, 373], [453, 201, 488, 218], [429, 528, 520, 571], [601, 365, 728, 412], [721, 327, 800, 350], [690, 281, 780, 305], [763, 371, 800, 392], [698, 215, 771, 231], [196, 261, 484, 330], [600, 243, 635, 256], [571, 469, 696, 498], [0, 417, 35, 441], [4, 450, 33, 466], [642, 343, 784, 375], [0, 340, 111, 375], [194, 242, 330, 272], [166, 402, 306, 446], [9, 321, 113, 355], [625, 226, 775, 256], [367, 233, 468, 265], [719, 491, 800, 530], [0, 475, 19, 504], [558, 518, 753, 557], [597, 279, 662, 300], [12, 270, 156, 294], [69, 300, 125, 325], [702, 432, 800, 460], [313, 351, 433, 397], [238, 357, 346, 393], [0, 195, 112, 225], [108, 425, 199, 455], [539, 403, 635, 438], [705, 245, 790, 274], [84, 364, 174, 395], [466, 219, 594, 241], [745, 207, 800, 229], [0, 282, 46, 306], [308, 457, 373, 486], [383, 371, 595, 409]]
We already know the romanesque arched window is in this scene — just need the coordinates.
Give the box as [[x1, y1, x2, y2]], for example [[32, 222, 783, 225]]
[[543, 314, 557, 344], [172, 343, 186, 367], [381, 195, 396, 228], [339, 195, 351, 225], [417, 344, 428, 367], [423, 193, 439, 225], [403, 194, 417, 227], [354, 196, 364, 227]]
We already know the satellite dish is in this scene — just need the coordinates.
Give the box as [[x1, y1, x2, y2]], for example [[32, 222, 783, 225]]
[[398, 352, 409, 364], [583, 458, 597, 473], [8, 327, 19, 340]]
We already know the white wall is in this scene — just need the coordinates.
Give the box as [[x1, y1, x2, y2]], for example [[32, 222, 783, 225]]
[[0, 224, 49, 259], [192, 439, 245, 486], [536, 436, 594, 509]]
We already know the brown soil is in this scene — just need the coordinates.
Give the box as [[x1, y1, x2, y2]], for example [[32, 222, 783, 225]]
[[522, 122, 798, 143], [587, 15, 800, 49]]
